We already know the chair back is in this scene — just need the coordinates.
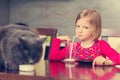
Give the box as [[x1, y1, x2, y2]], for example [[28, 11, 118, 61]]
[[33, 28, 57, 60], [101, 28, 120, 53]]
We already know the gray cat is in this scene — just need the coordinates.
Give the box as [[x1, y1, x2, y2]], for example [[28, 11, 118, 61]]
[[0, 25, 45, 70]]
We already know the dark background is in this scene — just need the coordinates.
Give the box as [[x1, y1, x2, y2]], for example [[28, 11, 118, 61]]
[[0, 0, 120, 37]]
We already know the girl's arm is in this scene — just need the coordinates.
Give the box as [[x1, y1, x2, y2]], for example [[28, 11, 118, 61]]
[[99, 40, 120, 65], [49, 36, 71, 61]]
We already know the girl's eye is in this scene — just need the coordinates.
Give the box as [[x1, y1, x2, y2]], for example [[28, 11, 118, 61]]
[[76, 25, 80, 28], [83, 26, 88, 29]]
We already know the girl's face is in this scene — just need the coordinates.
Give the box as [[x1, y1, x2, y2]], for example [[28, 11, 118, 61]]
[[75, 17, 95, 42]]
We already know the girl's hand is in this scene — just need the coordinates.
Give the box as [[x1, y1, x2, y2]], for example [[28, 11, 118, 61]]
[[93, 56, 106, 66], [57, 36, 72, 42], [93, 56, 114, 66], [103, 59, 114, 65]]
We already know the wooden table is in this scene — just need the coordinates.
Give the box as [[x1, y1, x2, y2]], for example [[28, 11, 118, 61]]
[[0, 60, 120, 80]]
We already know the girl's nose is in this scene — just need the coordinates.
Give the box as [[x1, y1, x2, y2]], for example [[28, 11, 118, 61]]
[[78, 28, 83, 33]]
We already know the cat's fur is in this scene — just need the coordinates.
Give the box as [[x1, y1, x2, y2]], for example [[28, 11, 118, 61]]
[[0, 25, 45, 70]]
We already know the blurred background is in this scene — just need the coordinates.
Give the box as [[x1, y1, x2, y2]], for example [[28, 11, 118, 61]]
[[0, 0, 120, 36]]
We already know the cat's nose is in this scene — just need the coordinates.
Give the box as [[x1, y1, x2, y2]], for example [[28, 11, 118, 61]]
[[29, 59, 33, 63]]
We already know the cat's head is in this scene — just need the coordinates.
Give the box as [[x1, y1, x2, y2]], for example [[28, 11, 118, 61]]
[[19, 36, 46, 64]]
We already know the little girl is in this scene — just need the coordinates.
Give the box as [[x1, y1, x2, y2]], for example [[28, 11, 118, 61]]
[[49, 9, 120, 66]]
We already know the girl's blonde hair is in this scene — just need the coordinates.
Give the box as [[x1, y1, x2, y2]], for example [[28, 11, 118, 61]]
[[75, 9, 102, 41]]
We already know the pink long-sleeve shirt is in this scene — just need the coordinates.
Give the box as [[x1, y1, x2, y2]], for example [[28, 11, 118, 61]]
[[49, 38, 120, 65]]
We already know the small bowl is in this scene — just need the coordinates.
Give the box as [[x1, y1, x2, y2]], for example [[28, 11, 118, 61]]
[[19, 64, 35, 71]]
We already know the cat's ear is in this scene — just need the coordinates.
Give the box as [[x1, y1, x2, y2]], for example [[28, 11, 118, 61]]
[[19, 37, 29, 49], [19, 36, 46, 45], [39, 35, 47, 43], [19, 37, 27, 44]]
